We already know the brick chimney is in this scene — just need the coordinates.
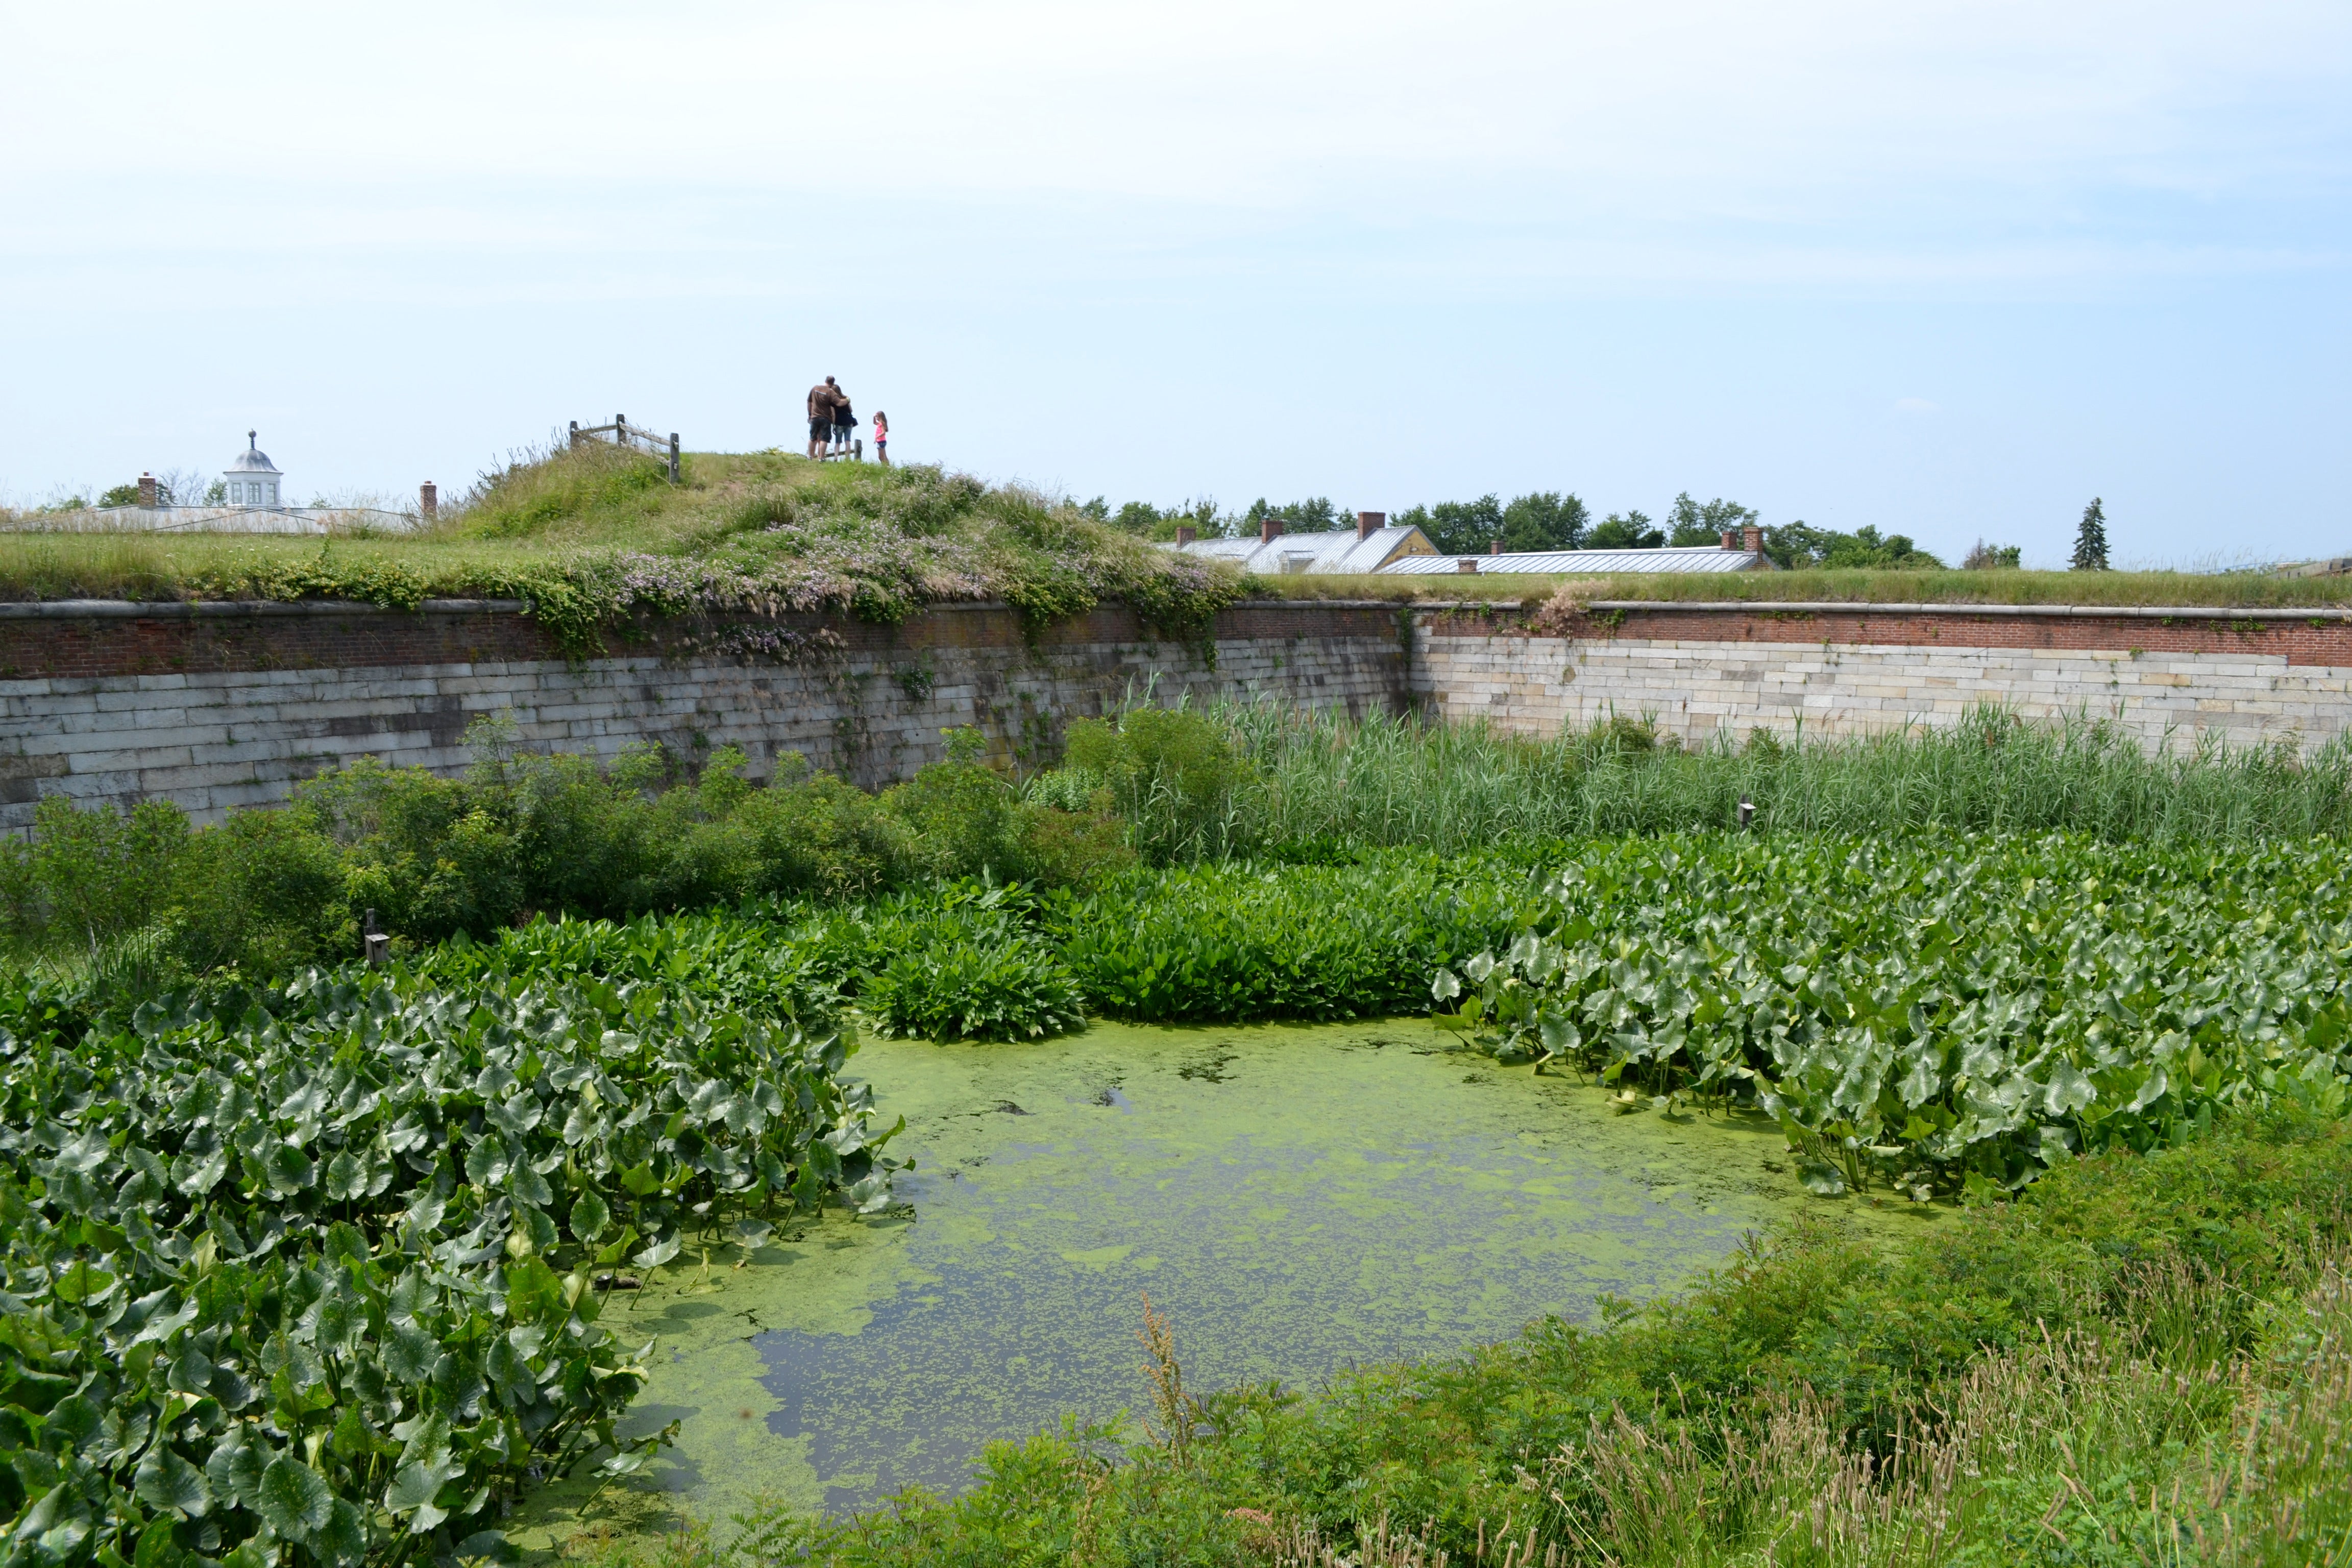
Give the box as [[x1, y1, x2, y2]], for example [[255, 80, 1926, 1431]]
[[1456, 557, 1479, 573], [1743, 525, 1763, 554], [1722, 529, 1739, 550], [1260, 516, 1285, 544], [1489, 539, 1503, 555], [1356, 510, 1386, 541], [137, 473, 158, 508], [1174, 525, 1197, 546], [420, 481, 438, 520]]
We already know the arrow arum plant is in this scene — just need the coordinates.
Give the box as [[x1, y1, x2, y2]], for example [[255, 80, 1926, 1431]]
[[0, 967, 898, 1568], [1433, 835, 2352, 1196]]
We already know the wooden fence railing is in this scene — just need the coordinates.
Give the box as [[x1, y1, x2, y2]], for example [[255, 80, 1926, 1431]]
[[570, 415, 681, 482]]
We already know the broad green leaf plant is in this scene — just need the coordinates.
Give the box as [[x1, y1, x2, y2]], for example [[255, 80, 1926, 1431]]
[[1433, 836, 2352, 1199], [0, 971, 899, 1568]]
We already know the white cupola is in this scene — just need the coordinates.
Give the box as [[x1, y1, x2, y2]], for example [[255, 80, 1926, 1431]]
[[223, 431, 283, 508]]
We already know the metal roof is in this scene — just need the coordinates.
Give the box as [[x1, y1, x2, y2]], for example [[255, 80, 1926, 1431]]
[[226, 432, 281, 473], [1160, 524, 1437, 575], [1381, 546, 1775, 575]]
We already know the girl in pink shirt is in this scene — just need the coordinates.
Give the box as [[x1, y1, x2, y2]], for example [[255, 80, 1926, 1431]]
[[873, 411, 889, 466]]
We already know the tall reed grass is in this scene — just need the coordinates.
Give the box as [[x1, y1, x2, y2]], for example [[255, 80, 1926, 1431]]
[[1154, 701, 2352, 852]]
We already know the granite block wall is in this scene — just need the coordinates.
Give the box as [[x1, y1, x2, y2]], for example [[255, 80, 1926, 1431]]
[[10, 595, 2352, 835], [0, 600, 1408, 831], [1413, 604, 2352, 749]]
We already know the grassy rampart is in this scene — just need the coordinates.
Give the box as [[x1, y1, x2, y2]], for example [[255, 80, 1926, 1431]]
[[7, 445, 2350, 621]]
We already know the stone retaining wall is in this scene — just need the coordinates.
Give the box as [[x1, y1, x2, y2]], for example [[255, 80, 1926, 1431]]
[[0, 600, 1408, 832], [1413, 602, 2352, 749], [10, 595, 2352, 833]]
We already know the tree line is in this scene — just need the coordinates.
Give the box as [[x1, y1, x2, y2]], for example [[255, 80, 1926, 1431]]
[[1085, 489, 2022, 569]]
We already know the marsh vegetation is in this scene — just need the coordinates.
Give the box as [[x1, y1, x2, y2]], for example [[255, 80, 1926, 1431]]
[[4, 702, 2350, 1564]]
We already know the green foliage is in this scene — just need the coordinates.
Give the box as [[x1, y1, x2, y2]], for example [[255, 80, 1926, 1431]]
[[1052, 855, 1550, 1022], [1765, 520, 1945, 569], [96, 484, 141, 509], [2074, 495, 2112, 571], [1586, 509, 1662, 549], [1055, 708, 1250, 862], [0, 961, 896, 1568], [1242, 497, 1337, 532], [1397, 495, 1504, 557], [862, 919, 1087, 1042], [1963, 537, 2024, 570], [1391, 493, 1590, 556], [0, 799, 188, 957], [881, 731, 1130, 887], [1433, 835, 2352, 1196], [1664, 492, 1758, 547], [1209, 701, 2352, 851]]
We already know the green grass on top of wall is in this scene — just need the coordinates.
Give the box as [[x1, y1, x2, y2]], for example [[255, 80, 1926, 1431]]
[[8, 444, 2352, 617]]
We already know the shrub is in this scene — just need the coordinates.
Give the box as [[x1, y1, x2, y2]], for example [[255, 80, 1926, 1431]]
[[862, 932, 1088, 1042], [1051, 856, 1550, 1023], [0, 798, 188, 956], [734, 760, 912, 900], [880, 731, 1126, 889], [1060, 708, 1248, 862], [169, 808, 350, 975]]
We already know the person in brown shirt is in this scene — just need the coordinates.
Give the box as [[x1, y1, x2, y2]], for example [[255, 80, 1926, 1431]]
[[807, 378, 843, 459]]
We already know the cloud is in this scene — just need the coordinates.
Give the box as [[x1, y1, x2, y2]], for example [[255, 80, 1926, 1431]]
[[5, 0, 2347, 297]]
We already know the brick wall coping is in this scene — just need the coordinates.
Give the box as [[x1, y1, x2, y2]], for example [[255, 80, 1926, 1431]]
[[0, 598, 528, 619], [7, 596, 2340, 625], [0, 596, 1429, 622], [1578, 600, 2352, 622]]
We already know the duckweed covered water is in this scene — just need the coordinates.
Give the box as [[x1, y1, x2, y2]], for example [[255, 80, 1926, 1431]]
[[519, 1021, 1934, 1537]]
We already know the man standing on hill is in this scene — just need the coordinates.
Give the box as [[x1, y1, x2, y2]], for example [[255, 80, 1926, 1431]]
[[807, 377, 843, 459]]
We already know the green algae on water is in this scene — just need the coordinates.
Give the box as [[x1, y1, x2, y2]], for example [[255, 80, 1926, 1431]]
[[511, 1020, 1938, 1541]]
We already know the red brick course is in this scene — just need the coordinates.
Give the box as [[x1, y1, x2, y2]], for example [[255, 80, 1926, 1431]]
[[0, 600, 1408, 682]]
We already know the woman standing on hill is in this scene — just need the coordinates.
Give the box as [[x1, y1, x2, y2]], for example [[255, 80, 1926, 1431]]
[[872, 411, 889, 466], [833, 393, 856, 457]]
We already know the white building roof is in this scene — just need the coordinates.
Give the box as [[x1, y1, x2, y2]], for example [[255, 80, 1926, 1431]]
[[1381, 545, 1775, 575], [226, 432, 281, 475], [1160, 524, 1436, 575]]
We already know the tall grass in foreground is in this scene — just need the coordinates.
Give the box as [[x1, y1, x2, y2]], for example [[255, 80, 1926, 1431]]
[[1181, 702, 2352, 852]]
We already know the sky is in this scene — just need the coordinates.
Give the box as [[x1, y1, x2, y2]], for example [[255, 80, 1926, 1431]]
[[3, 0, 2347, 567]]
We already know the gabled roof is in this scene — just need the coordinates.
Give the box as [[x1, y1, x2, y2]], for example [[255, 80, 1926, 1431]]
[[1160, 524, 1435, 574], [1381, 545, 1776, 575]]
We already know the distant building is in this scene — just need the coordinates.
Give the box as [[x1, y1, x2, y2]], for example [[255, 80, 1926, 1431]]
[[223, 431, 283, 508], [1160, 513, 1439, 574], [1382, 539, 1778, 576], [10, 431, 423, 536]]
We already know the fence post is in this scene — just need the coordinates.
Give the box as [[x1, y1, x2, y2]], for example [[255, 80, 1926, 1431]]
[[616, 415, 625, 447], [669, 433, 680, 483], [569, 420, 580, 448]]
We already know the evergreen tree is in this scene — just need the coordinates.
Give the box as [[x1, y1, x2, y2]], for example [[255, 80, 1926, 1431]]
[[2071, 497, 2109, 571]]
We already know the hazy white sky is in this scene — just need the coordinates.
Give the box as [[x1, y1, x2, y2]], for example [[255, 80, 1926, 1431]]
[[5, 1, 2347, 562]]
